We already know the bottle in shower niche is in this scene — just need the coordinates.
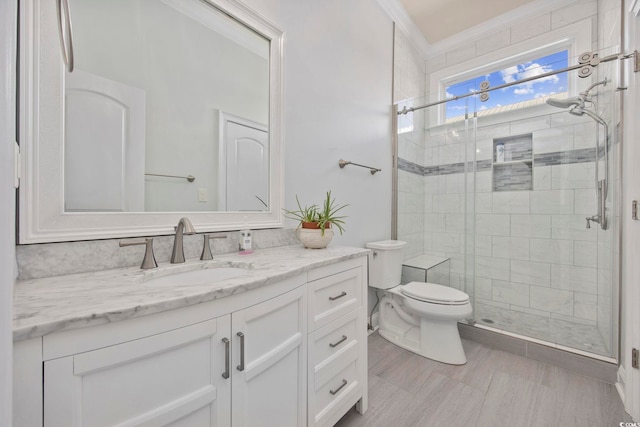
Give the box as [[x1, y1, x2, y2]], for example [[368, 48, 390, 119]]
[[496, 143, 505, 163], [239, 229, 253, 255]]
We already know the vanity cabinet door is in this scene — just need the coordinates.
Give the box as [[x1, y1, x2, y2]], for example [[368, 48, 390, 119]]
[[231, 285, 307, 427], [44, 316, 232, 427]]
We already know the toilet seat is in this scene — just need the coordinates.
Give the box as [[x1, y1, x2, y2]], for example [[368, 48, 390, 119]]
[[401, 281, 469, 305]]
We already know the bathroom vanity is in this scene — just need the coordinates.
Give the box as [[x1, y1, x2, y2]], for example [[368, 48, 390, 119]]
[[13, 246, 369, 427]]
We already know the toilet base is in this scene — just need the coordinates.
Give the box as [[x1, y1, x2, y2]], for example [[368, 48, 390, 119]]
[[378, 295, 468, 365]]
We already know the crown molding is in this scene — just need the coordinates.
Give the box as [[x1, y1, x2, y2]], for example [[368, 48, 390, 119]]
[[375, 0, 430, 56], [423, 0, 579, 58]]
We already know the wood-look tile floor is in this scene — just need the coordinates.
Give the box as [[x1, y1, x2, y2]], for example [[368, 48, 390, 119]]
[[336, 332, 632, 427]]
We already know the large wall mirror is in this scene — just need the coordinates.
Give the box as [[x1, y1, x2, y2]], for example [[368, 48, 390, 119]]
[[19, 0, 284, 243]]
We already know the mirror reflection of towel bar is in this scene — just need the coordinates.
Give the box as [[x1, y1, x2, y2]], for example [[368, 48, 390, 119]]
[[338, 159, 381, 175], [145, 173, 195, 182]]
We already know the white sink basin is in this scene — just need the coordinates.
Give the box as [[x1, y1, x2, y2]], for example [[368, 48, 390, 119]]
[[143, 267, 247, 287]]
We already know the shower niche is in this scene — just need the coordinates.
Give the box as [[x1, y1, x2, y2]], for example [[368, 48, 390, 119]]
[[492, 133, 533, 191]]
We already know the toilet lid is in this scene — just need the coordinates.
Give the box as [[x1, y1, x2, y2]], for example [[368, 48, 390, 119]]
[[401, 282, 469, 305]]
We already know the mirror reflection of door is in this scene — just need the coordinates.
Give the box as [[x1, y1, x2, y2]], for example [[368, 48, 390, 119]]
[[64, 69, 145, 212], [219, 112, 268, 211]]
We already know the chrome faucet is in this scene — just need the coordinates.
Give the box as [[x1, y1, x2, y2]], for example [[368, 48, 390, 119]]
[[171, 217, 196, 263], [586, 214, 601, 229]]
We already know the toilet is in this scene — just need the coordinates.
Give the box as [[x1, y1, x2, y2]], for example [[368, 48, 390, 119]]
[[367, 240, 472, 365]]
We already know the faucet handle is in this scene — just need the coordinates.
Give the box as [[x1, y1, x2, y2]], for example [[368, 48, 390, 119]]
[[200, 234, 227, 260], [119, 238, 158, 269]]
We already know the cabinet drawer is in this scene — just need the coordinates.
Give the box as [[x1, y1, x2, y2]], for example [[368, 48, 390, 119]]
[[308, 267, 362, 331], [311, 310, 359, 368], [312, 354, 362, 427]]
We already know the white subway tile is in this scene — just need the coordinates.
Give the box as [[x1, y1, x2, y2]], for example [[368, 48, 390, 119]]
[[475, 234, 493, 257], [492, 280, 530, 307], [551, 215, 597, 241], [530, 285, 574, 315], [573, 241, 598, 267], [432, 232, 462, 253], [533, 166, 552, 190], [551, 264, 597, 294], [510, 214, 551, 238], [551, 163, 596, 190], [573, 122, 598, 150], [530, 238, 574, 265], [493, 191, 530, 214], [476, 193, 493, 214], [510, 13, 551, 44], [476, 29, 511, 56], [492, 236, 530, 260], [510, 115, 551, 135], [423, 213, 446, 233], [574, 189, 597, 214], [574, 292, 597, 321], [445, 213, 465, 233], [476, 123, 511, 140], [533, 127, 573, 154], [476, 171, 492, 193], [476, 214, 511, 236], [511, 260, 551, 286], [433, 193, 462, 213], [530, 190, 574, 214], [475, 140, 493, 161], [476, 256, 510, 281], [445, 173, 465, 193], [551, 2, 597, 29], [475, 277, 492, 300], [438, 143, 463, 165], [446, 43, 476, 67]]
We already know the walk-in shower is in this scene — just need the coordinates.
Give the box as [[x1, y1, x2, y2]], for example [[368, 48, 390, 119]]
[[394, 51, 624, 360]]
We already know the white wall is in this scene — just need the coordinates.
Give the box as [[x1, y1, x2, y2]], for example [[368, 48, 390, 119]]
[[0, 0, 16, 424], [243, 0, 395, 248]]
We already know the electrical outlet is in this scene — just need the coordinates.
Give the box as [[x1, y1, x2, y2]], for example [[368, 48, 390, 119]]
[[198, 188, 208, 202]]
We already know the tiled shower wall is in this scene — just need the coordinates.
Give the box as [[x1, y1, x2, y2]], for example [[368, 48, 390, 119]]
[[394, 27, 426, 260]]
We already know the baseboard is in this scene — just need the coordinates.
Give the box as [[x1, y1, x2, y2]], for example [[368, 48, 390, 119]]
[[458, 323, 618, 384]]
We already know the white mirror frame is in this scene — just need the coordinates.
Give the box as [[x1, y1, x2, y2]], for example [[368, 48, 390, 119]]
[[19, 0, 284, 243]]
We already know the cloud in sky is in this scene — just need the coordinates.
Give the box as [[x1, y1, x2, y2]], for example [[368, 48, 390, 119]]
[[501, 62, 560, 96]]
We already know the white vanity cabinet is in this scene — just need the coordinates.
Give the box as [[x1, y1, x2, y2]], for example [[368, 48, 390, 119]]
[[41, 284, 306, 427], [13, 255, 368, 427], [306, 259, 368, 427]]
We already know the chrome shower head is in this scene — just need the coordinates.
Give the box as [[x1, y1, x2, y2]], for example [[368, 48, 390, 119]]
[[569, 106, 607, 126], [546, 96, 585, 109]]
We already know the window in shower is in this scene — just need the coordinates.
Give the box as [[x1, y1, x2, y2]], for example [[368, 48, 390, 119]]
[[445, 50, 569, 121]]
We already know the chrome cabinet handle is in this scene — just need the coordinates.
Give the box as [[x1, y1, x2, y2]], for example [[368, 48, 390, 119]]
[[221, 337, 230, 379], [56, 0, 75, 72], [236, 332, 245, 371], [329, 335, 347, 348], [329, 291, 347, 301], [330, 379, 348, 395]]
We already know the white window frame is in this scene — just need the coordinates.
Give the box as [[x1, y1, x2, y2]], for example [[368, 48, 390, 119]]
[[428, 19, 593, 126]]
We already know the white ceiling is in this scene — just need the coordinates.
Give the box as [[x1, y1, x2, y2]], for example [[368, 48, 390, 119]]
[[398, 0, 537, 44]]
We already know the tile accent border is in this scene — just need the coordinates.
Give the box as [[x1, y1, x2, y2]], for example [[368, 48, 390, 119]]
[[398, 147, 597, 177]]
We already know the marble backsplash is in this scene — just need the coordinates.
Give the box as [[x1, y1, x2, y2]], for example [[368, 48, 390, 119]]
[[17, 228, 299, 280]]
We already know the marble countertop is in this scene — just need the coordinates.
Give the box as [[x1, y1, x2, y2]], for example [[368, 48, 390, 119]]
[[13, 245, 369, 342]]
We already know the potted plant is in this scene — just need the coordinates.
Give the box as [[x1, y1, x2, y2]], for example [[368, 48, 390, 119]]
[[284, 191, 348, 248]]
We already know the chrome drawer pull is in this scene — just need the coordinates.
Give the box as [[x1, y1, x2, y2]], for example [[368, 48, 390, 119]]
[[330, 379, 348, 395], [329, 335, 347, 348], [222, 337, 230, 379], [236, 332, 245, 371], [329, 291, 347, 301]]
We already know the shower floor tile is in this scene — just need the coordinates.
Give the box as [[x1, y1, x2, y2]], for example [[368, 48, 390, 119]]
[[474, 302, 610, 357]]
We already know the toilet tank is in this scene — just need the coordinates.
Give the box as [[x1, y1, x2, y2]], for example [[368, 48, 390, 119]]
[[366, 240, 407, 289]]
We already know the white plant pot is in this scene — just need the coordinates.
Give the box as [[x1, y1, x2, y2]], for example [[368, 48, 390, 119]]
[[297, 228, 334, 249]]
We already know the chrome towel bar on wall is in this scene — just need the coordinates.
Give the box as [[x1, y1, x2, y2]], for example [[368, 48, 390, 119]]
[[338, 159, 381, 175]]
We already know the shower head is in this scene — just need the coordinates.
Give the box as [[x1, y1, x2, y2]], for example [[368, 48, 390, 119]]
[[569, 106, 607, 126], [546, 96, 585, 109]]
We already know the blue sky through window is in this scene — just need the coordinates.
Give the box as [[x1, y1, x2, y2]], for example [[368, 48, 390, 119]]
[[445, 50, 569, 119]]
